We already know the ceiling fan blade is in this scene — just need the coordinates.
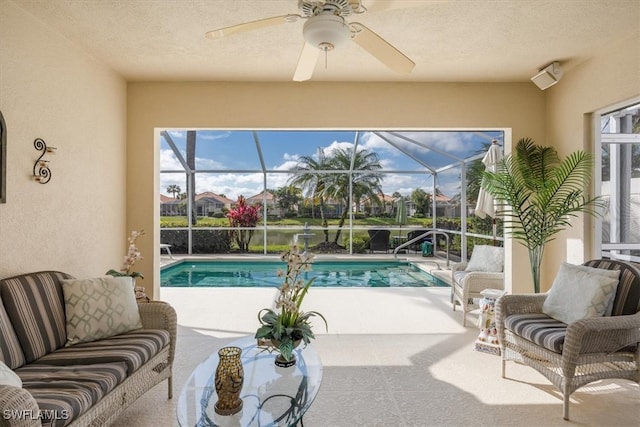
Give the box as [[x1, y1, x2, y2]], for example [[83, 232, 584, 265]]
[[293, 43, 320, 82], [362, 0, 438, 13], [351, 23, 415, 74], [205, 15, 299, 39]]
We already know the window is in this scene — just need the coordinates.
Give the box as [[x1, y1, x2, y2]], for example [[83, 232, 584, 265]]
[[158, 129, 505, 258], [597, 100, 640, 261]]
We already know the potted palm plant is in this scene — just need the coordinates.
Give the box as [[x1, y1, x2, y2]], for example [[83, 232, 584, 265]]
[[480, 138, 602, 293]]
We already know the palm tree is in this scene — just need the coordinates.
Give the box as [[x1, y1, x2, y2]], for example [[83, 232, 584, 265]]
[[166, 184, 181, 199], [288, 148, 331, 242], [323, 147, 383, 244], [186, 131, 197, 225], [481, 138, 602, 293]]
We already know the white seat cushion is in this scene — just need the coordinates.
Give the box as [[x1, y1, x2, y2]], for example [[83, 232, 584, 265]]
[[466, 245, 504, 273]]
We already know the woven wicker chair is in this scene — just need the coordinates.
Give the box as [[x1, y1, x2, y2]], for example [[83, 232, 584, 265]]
[[451, 245, 504, 326], [405, 229, 431, 253], [496, 259, 640, 420], [368, 229, 390, 253]]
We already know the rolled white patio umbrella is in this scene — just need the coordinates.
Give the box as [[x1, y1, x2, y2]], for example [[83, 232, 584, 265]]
[[475, 140, 503, 245]]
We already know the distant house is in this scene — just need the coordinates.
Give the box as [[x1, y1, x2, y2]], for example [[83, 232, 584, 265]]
[[357, 193, 394, 216], [433, 193, 459, 218], [246, 190, 282, 218], [195, 192, 234, 216], [160, 194, 182, 216], [405, 192, 459, 218], [297, 196, 343, 219], [159, 192, 234, 217]]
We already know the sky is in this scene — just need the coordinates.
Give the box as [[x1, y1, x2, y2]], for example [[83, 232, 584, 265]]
[[159, 130, 504, 201]]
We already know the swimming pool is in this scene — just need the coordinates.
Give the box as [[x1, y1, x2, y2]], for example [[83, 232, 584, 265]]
[[161, 260, 448, 288]]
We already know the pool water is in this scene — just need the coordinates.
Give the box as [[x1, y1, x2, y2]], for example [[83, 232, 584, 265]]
[[161, 260, 448, 288]]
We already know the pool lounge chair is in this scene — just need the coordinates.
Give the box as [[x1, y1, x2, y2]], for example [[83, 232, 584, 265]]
[[160, 243, 174, 259], [368, 229, 390, 253]]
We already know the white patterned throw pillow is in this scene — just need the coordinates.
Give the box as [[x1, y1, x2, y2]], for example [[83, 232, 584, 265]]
[[62, 276, 142, 346], [466, 245, 504, 273], [542, 262, 620, 324]]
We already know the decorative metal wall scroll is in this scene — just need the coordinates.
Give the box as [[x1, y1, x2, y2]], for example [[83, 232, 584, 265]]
[[33, 138, 56, 184]]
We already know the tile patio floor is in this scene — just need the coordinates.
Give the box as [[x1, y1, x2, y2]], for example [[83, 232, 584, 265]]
[[114, 254, 639, 426]]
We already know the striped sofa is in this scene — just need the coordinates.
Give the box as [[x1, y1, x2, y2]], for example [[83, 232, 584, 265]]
[[496, 259, 640, 421], [0, 271, 177, 427]]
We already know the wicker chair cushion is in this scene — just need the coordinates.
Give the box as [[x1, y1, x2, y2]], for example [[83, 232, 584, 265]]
[[32, 329, 170, 374], [542, 263, 620, 324], [504, 313, 567, 353], [0, 293, 26, 369], [466, 245, 504, 272], [0, 271, 73, 363], [583, 259, 640, 316], [453, 271, 468, 286], [16, 362, 128, 426]]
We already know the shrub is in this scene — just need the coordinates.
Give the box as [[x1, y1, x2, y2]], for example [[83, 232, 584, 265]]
[[227, 196, 261, 252], [161, 229, 231, 254], [344, 235, 368, 254]]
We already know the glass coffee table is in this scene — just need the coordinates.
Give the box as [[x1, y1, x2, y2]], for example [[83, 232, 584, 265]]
[[177, 335, 323, 427]]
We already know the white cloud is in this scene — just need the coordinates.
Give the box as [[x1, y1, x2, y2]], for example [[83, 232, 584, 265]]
[[195, 157, 226, 170], [160, 149, 184, 171], [360, 132, 403, 156], [323, 140, 355, 156], [160, 148, 226, 171], [273, 160, 299, 171], [199, 131, 231, 141]]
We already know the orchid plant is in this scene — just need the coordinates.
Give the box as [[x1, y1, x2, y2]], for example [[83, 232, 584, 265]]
[[255, 245, 328, 362], [106, 229, 145, 280]]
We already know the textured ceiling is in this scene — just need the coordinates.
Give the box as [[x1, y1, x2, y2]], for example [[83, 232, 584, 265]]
[[12, 0, 640, 83]]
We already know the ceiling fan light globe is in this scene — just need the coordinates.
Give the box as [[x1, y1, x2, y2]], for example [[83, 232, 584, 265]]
[[303, 14, 351, 50]]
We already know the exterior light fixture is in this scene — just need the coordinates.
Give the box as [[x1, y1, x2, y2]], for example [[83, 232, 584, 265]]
[[531, 61, 563, 90]]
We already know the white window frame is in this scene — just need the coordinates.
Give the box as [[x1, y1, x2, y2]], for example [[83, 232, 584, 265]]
[[594, 97, 640, 261]]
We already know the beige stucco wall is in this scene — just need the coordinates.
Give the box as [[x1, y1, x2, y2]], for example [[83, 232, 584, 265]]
[[128, 82, 545, 297], [0, 3, 127, 278], [542, 29, 640, 291]]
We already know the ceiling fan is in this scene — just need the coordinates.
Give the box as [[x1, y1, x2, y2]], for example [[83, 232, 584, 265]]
[[205, 0, 415, 81]]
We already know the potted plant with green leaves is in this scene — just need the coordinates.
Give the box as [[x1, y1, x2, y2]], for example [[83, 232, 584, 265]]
[[480, 137, 602, 293], [255, 245, 327, 367]]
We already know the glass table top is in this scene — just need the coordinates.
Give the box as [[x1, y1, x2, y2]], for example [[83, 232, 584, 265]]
[[177, 336, 323, 427]]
